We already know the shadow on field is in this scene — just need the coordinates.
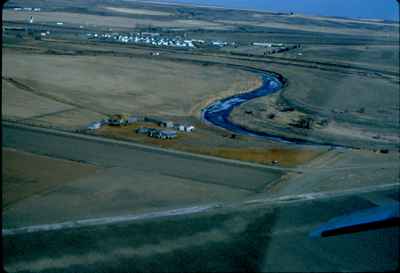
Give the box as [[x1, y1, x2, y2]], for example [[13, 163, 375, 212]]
[[3, 210, 277, 272]]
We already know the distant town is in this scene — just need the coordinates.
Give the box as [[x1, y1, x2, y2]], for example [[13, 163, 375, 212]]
[[87, 31, 210, 49], [7, 7, 296, 53]]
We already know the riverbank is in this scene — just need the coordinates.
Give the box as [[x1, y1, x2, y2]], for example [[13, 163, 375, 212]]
[[227, 66, 399, 150]]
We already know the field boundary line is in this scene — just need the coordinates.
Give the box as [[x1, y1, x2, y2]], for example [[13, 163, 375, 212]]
[[2, 204, 221, 236], [244, 182, 400, 205], [3, 182, 398, 236]]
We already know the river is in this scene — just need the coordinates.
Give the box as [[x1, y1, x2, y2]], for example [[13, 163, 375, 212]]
[[202, 73, 299, 142]]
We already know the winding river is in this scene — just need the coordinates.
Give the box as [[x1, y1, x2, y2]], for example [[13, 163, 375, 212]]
[[201, 73, 318, 145]]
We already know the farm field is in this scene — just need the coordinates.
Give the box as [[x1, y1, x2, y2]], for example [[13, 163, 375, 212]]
[[274, 44, 399, 73], [2, 79, 74, 120], [230, 61, 399, 148], [2, 148, 98, 208], [3, 125, 283, 228], [103, 6, 174, 16], [2, 10, 227, 30], [2, 47, 260, 129]]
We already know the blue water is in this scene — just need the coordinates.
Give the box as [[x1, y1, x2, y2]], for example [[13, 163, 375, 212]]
[[202, 73, 294, 142], [201, 72, 359, 148], [202, 73, 335, 145]]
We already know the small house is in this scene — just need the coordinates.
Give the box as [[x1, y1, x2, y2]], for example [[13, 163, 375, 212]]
[[144, 117, 174, 128], [160, 121, 174, 128], [100, 118, 109, 126], [297, 117, 314, 129], [176, 124, 185, 131], [175, 124, 195, 132], [127, 116, 138, 124], [87, 121, 101, 130], [158, 130, 177, 139], [109, 114, 128, 126], [185, 125, 195, 132], [136, 127, 151, 134], [148, 128, 161, 138], [144, 116, 163, 124]]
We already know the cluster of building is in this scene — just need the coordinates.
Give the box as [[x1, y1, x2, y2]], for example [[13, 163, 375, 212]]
[[87, 32, 197, 48], [139, 117, 194, 139], [40, 30, 51, 37], [144, 117, 195, 132], [13, 7, 41, 12], [252, 42, 284, 47], [252, 42, 301, 54], [86, 114, 195, 140], [86, 114, 137, 130], [86, 31, 232, 49], [85, 31, 295, 53], [136, 127, 177, 139]]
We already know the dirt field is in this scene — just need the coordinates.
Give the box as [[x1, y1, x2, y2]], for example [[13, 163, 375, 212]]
[[3, 164, 252, 227], [216, 19, 398, 37], [2, 47, 261, 128], [230, 60, 399, 148], [287, 14, 398, 27], [2, 79, 74, 120], [275, 45, 399, 73], [104, 6, 174, 16], [255, 65, 398, 125], [266, 148, 399, 196], [2, 148, 98, 208], [181, 146, 323, 167], [29, 108, 107, 130], [2, 10, 226, 30]]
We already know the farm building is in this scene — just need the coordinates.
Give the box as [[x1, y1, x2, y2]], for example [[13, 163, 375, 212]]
[[100, 118, 109, 125], [138, 128, 177, 139], [175, 124, 195, 132], [87, 121, 102, 130], [136, 127, 151, 134], [144, 116, 163, 124], [144, 117, 174, 128], [109, 114, 128, 126], [127, 116, 138, 124], [148, 128, 161, 138], [158, 130, 177, 139], [160, 121, 174, 128]]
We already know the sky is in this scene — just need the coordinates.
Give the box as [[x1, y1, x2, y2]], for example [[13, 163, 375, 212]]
[[159, 0, 399, 21]]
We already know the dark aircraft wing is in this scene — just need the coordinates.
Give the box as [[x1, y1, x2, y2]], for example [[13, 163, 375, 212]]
[[310, 202, 400, 237]]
